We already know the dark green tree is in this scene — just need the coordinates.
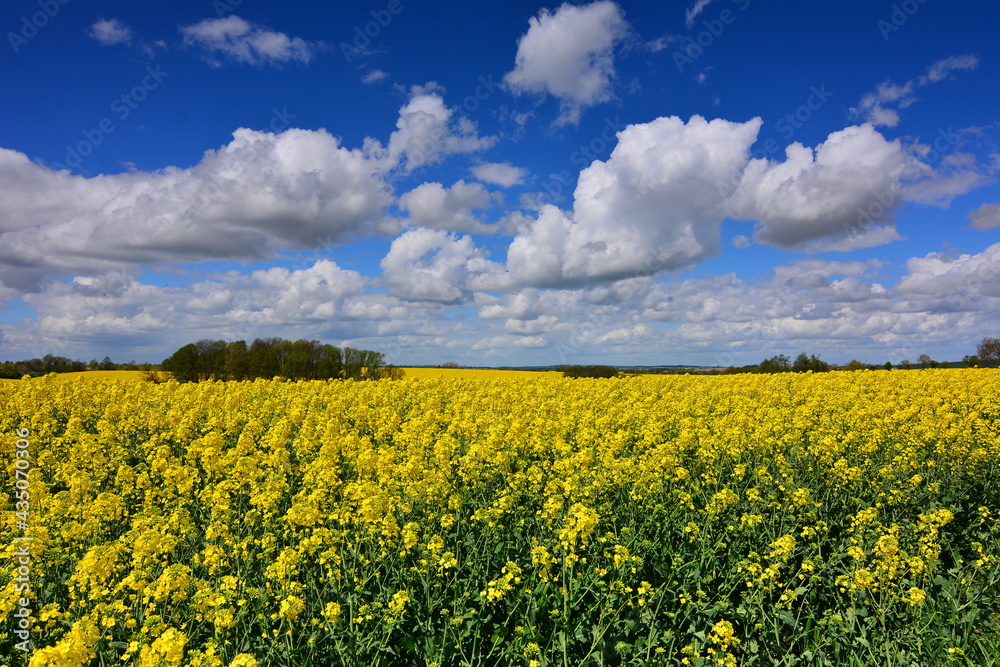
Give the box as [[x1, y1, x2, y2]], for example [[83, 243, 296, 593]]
[[792, 353, 829, 373], [162, 344, 199, 383], [162, 338, 393, 382], [560, 365, 619, 378], [195, 339, 228, 380], [758, 355, 791, 373], [977, 337, 1000, 367], [224, 340, 249, 380], [319, 344, 343, 379], [343, 347, 364, 380], [249, 338, 281, 378]]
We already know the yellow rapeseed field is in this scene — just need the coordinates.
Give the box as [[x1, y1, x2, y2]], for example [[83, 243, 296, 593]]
[[1, 370, 998, 666], [0, 371, 148, 384]]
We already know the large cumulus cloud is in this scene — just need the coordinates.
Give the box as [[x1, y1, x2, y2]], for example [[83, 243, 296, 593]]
[[0, 128, 392, 292], [502, 116, 931, 289]]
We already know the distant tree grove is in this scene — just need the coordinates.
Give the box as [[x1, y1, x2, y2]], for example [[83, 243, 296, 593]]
[[724, 353, 831, 375], [0, 355, 145, 379], [160, 338, 403, 383], [560, 364, 619, 379]]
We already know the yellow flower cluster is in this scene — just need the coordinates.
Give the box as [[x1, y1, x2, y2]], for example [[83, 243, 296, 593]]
[[0, 369, 997, 664]]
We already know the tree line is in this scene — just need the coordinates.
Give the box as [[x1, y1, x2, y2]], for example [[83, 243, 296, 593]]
[[963, 336, 1000, 368], [159, 338, 403, 383], [0, 355, 148, 379], [721, 337, 1000, 374], [723, 353, 832, 374], [4, 336, 997, 381], [559, 364, 620, 378]]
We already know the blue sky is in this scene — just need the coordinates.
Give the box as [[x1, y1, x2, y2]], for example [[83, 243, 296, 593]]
[[1, 0, 999, 367]]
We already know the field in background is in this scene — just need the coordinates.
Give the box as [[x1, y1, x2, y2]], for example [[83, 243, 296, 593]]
[[401, 367, 559, 380], [1, 371, 998, 666], [1, 368, 554, 383], [0, 370, 148, 383]]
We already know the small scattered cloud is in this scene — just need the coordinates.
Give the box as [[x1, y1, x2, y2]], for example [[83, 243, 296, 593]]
[[644, 36, 670, 52], [504, 1, 629, 126], [851, 55, 979, 127], [968, 202, 1000, 230], [88, 18, 134, 46], [924, 55, 979, 83], [470, 162, 529, 187], [362, 69, 389, 85], [684, 0, 717, 28], [180, 16, 320, 67]]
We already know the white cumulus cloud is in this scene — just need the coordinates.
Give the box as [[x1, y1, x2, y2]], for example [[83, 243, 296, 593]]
[[729, 123, 919, 248], [376, 84, 497, 172], [506, 115, 759, 286], [380, 229, 502, 303], [0, 128, 392, 292], [501, 116, 951, 288], [504, 1, 629, 126], [398, 180, 496, 234]]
